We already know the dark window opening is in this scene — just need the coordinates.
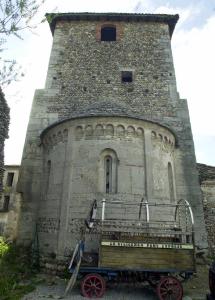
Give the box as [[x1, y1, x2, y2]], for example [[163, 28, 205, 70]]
[[46, 160, 51, 195], [105, 156, 112, 193], [3, 196, 10, 212], [7, 172, 14, 187], [168, 162, 175, 202], [121, 71, 133, 83], [101, 27, 116, 41]]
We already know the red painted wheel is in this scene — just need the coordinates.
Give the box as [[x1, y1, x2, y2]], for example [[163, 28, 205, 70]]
[[81, 273, 106, 298], [157, 276, 183, 300]]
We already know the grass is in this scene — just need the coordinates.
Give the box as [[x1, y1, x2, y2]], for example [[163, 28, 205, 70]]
[[0, 237, 36, 300]]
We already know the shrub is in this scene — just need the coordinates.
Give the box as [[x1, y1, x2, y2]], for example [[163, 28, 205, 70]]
[[0, 237, 35, 299], [0, 236, 9, 257]]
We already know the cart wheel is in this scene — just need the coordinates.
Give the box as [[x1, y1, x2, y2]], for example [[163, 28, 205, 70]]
[[81, 273, 106, 298], [157, 276, 183, 300]]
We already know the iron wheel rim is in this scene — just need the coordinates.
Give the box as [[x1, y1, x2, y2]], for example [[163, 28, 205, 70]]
[[81, 273, 105, 298], [157, 276, 183, 300]]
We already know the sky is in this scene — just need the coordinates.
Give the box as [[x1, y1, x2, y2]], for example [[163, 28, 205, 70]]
[[2, 0, 215, 166]]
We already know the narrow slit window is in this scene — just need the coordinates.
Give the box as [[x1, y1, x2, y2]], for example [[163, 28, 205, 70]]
[[105, 156, 112, 193], [46, 160, 51, 195], [121, 71, 133, 83], [99, 149, 118, 194], [3, 196, 10, 212], [168, 162, 175, 202], [101, 26, 116, 41]]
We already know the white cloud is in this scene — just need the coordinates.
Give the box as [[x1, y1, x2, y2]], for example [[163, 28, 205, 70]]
[[4, 21, 52, 164], [173, 16, 215, 136], [154, 4, 201, 28], [171, 15, 215, 164], [133, 0, 154, 12], [43, 0, 137, 14]]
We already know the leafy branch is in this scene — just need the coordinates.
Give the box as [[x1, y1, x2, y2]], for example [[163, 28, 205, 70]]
[[0, 0, 46, 86]]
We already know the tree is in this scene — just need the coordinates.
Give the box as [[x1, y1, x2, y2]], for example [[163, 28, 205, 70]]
[[0, 87, 9, 194], [0, 0, 46, 86], [0, 0, 45, 197]]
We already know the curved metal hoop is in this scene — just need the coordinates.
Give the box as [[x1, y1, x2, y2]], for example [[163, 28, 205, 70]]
[[174, 198, 194, 227]]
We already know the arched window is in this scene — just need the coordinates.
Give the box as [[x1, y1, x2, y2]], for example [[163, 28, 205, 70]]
[[101, 26, 116, 41], [105, 155, 112, 193], [168, 162, 175, 202], [98, 149, 118, 194]]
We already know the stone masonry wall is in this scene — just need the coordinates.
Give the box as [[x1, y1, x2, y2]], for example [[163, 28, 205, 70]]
[[198, 163, 215, 256], [17, 15, 207, 253], [45, 21, 178, 119], [0, 166, 21, 240], [37, 117, 176, 258]]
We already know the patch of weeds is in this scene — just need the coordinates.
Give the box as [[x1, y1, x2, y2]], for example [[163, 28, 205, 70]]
[[0, 237, 37, 300], [0, 236, 9, 256], [208, 255, 215, 262]]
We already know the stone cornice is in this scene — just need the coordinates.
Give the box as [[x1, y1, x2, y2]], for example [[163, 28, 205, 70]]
[[46, 12, 179, 38]]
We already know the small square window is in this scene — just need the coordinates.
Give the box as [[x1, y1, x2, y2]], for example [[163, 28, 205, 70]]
[[121, 71, 133, 83], [101, 26, 116, 41]]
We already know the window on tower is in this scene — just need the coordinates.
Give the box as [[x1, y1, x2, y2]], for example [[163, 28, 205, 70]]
[[6, 172, 14, 187], [121, 71, 133, 83], [168, 162, 175, 202], [98, 148, 118, 194], [101, 26, 116, 41], [105, 155, 112, 193]]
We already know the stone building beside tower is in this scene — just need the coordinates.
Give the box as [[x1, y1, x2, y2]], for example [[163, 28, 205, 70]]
[[17, 13, 207, 263]]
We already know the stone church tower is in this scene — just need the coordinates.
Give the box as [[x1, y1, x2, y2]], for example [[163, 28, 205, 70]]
[[17, 13, 207, 261]]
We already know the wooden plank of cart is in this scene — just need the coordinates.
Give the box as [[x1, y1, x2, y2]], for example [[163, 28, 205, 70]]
[[66, 198, 196, 300]]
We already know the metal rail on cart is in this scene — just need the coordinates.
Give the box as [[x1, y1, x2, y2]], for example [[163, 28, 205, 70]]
[[65, 198, 196, 299]]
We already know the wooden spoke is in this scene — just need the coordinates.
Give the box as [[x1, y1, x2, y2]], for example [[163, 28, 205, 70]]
[[157, 276, 183, 300], [81, 273, 106, 298]]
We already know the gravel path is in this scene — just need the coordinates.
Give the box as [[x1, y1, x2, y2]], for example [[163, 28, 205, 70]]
[[22, 263, 209, 300], [22, 280, 157, 300]]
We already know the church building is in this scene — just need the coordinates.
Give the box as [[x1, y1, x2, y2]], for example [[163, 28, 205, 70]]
[[17, 13, 207, 264]]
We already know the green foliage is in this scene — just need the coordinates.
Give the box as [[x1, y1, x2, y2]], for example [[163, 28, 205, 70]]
[[0, 238, 36, 300], [0, 236, 9, 257], [0, 0, 46, 37], [45, 13, 56, 24], [0, 0, 46, 86], [0, 59, 24, 86]]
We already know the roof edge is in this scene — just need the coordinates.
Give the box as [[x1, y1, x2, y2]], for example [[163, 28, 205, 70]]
[[46, 12, 179, 38]]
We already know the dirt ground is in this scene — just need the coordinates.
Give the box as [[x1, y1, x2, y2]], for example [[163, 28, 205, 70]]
[[22, 262, 210, 300], [183, 262, 210, 299]]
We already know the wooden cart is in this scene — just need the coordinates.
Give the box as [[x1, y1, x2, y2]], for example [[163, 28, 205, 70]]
[[67, 198, 196, 300]]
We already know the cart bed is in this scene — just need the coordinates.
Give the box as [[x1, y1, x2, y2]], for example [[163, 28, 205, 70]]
[[99, 239, 195, 272]]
